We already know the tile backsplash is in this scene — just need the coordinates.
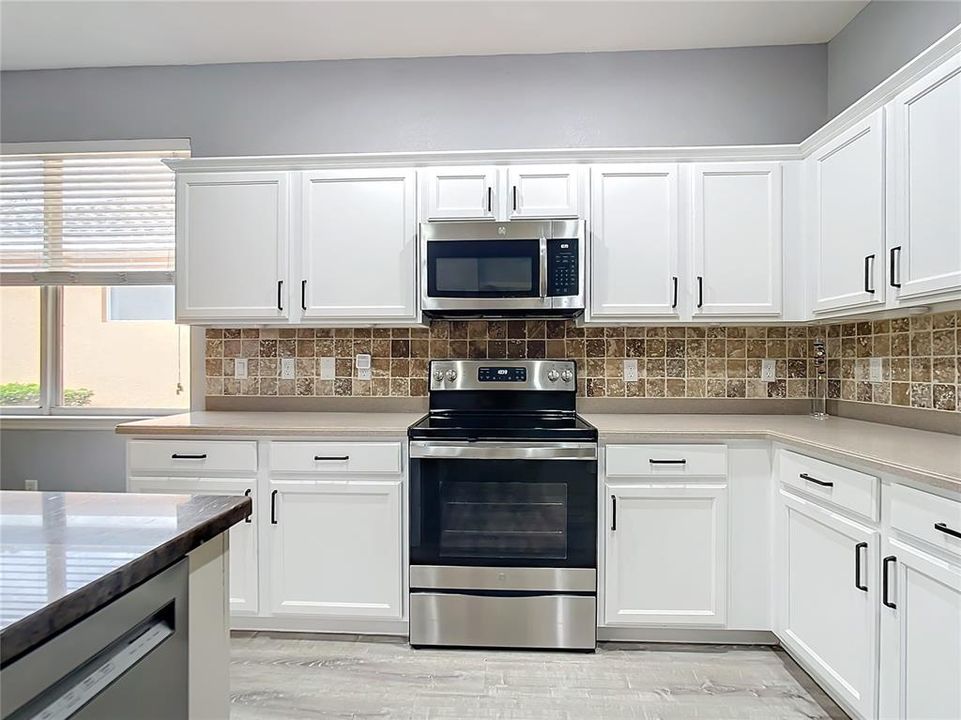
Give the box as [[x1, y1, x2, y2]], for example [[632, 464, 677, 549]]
[[204, 312, 959, 413]]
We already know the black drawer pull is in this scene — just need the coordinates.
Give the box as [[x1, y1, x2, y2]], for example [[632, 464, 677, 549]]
[[270, 490, 278, 525], [313, 455, 349, 461], [277, 279, 284, 311], [882, 555, 897, 609], [889, 246, 901, 288], [487, 187, 492, 213], [864, 254, 876, 294], [671, 276, 678, 309], [650, 459, 686, 465], [512, 185, 518, 211], [301, 280, 307, 311], [854, 541, 868, 592], [171, 453, 206, 460], [611, 495, 617, 532], [244, 489, 252, 523], [696, 276, 704, 309], [934, 522, 961, 540], [800, 472, 833, 488]]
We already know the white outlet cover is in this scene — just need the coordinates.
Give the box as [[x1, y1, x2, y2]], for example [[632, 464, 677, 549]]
[[281, 358, 296, 380], [355, 353, 372, 370], [869, 357, 883, 382], [319, 356, 335, 380], [761, 358, 776, 382], [24, 479, 38, 491], [235, 358, 248, 379], [623, 358, 639, 382], [357, 367, 372, 380]]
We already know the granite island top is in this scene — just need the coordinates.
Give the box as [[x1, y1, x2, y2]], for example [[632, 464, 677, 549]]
[[0, 491, 251, 665]]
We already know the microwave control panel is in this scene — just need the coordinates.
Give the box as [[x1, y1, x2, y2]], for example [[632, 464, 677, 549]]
[[547, 239, 579, 297]]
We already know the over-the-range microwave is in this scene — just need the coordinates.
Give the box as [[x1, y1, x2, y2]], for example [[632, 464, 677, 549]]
[[420, 219, 585, 318]]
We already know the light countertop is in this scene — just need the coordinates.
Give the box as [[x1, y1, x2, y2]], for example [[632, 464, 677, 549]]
[[116, 411, 423, 437]]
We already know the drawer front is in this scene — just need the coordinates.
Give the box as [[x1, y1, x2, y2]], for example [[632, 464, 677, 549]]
[[889, 483, 961, 559], [779, 450, 878, 520], [270, 442, 402, 475], [128, 439, 257, 474], [606, 444, 727, 478]]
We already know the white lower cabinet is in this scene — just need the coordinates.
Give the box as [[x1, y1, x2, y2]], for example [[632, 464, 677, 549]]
[[777, 489, 878, 719], [267, 479, 403, 620], [605, 483, 728, 626], [128, 476, 259, 615]]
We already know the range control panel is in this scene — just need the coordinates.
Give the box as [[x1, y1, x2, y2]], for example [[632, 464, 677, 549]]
[[478, 366, 528, 382], [430, 360, 576, 391], [547, 238, 579, 297]]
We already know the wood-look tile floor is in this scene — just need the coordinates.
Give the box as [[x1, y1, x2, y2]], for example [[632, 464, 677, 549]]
[[230, 633, 849, 720]]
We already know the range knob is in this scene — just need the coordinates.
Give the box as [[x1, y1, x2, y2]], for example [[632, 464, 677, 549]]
[[445, 369, 458, 382], [547, 369, 560, 382], [432, 369, 445, 382], [561, 369, 574, 382]]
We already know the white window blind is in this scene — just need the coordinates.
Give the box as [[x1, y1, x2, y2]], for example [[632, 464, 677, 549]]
[[0, 146, 190, 284]]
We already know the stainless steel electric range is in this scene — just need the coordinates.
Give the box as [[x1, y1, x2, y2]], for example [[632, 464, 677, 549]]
[[407, 359, 598, 651]]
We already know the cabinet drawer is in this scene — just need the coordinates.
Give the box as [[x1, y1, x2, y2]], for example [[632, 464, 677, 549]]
[[270, 442, 402, 475], [128, 440, 257, 474], [606, 444, 727, 477], [779, 450, 878, 520], [889, 483, 961, 559]]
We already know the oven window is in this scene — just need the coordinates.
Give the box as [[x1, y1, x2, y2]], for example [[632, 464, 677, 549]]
[[439, 481, 567, 560], [427, 239, 540, 298]]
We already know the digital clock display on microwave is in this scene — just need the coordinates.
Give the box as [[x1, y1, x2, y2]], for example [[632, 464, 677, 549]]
[[477, 367, 527, 382]]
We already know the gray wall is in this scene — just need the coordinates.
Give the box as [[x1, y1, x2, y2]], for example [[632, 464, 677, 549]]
[[1, 430, 126, 493], [827, 0, 961, 117], [1, 44, 827, 155]]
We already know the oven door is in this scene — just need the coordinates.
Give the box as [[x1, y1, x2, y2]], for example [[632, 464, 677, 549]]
[[409, 442, 597, 569], [422, 237, 549, 312]]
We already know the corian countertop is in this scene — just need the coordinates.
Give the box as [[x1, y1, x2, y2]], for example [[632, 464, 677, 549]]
[[0, 491, 250, 665], [116, 411, 423, 437], [584, 414, 961, 493]]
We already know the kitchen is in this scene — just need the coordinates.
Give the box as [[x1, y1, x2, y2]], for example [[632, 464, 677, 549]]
[[1, 1, 960, 718]]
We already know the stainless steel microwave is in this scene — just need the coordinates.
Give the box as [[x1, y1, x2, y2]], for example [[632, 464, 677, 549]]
[[420, 219, 585, 318]]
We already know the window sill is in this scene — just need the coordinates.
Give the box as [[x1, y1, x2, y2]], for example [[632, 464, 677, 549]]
[[0, 415, 170, 431]]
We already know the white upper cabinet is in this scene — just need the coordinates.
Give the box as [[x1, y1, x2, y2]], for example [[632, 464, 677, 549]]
[[588, 164, 680, 319], [889, 53, 961, 302], [811, 110, 887, 314], [300, 169, 418, 323], [176, 172, 289, 323], [422, 166, 498, 220], [506, 165, 581, 219], [692, 162, 782, 317]]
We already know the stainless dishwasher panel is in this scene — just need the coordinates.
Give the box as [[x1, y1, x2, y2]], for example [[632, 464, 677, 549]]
[[1, 559, 188, 720]]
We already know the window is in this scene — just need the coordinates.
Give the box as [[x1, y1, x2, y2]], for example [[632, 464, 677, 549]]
[[0, 141, 191, 415]]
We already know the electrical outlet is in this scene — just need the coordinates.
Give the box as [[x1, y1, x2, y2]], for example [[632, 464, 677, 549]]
[[356, 354, 372, 381], [24, 479, 38, 491], [234, 358, 248, 379], [281, 358, 296, 380], [869, 357, 883, 382], [623, 358, 639, 382], [319, 357, 335, 380], [761, 359, 776, 382]]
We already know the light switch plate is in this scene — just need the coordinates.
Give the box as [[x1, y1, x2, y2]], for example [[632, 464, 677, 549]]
[[235, 358, 248, 379], [319, 357, 335, 380], [869, 357, 883, 382], [623, 359, 639, 382], [281, 358, 296, 380], [761, 359, 776, 382]]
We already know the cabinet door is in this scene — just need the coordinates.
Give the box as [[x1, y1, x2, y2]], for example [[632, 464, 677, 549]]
[[268, 480, 403, 619], [890, 53, 961, 301], [778, 491, 877, 719], [589, 165, 679, 319], [692, 162, 782, 317], [605, 483, 727, 625], [422, 166, 498, 220], [127, 476, 258, 615], [879, 539, 961, 720], [176, 172, 289, 322], [811, 110, 886, 314], [301, 169, 417, 322], [507, 165, 580, 219]]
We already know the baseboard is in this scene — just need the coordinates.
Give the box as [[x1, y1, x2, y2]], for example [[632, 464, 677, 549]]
[[230, 616, 409, 636], [597, 627, 777, 644]]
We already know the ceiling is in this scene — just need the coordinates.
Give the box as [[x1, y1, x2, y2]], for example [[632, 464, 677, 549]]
[[1, 0, 869, 71]]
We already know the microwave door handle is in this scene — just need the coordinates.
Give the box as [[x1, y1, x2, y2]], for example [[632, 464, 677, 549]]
[[539, 236, 548, 298]]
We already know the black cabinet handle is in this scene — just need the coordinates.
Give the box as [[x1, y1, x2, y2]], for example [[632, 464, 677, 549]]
[[671, 276, 678, 309], [799, 472, 833, 488], [889, 246, 901, 288], [512, 185, 518, 212], [313, 455, 349, 461], [696, 276, 703, 309], [487, 187, 492, 213], [301, 280, 307, 311], [854, 541, 868, 592], [270, 489, 278, 525], [934, 522, 961, 540], [171, 453, 206, 459], [882, 555, 897, 609], [864, 254, 876, 294], [277, 280, 284, 311], [611, 495, 617, 532], [244, 488, 252, 523], [650, 459, 686, 465]]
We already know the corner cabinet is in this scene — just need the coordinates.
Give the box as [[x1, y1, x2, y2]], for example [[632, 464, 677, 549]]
[[176, 172, 289, 323], [300, 169, 418, 322], [810, 110, 887, 314]]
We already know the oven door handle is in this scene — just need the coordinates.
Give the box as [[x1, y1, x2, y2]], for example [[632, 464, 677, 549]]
[[409, 441, 596, 461]]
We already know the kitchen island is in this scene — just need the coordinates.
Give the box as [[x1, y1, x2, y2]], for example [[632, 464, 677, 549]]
[[0, 491, 250, 720]]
